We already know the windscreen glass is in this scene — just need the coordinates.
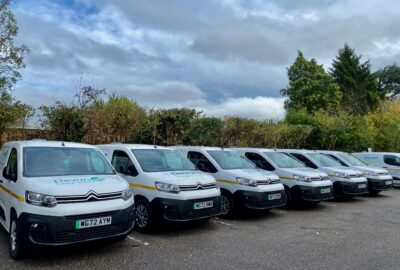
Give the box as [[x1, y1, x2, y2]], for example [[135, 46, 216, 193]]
[[264, 152, 305, 168], [338, 153, 366, 166], [23, 147, 115, 177], [132, 149, 196, 172], [207, 150, 256, 170], [308, 153, 342, 167]]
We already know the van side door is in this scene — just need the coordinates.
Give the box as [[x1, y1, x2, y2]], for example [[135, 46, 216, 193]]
[[0, 146, 10, 223], [245, 152, 276, 171], [0, 148, 19, 223], [111, 150, 140, 188]]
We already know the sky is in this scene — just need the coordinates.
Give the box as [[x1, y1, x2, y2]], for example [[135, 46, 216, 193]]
[[10, 0, 400, 122]]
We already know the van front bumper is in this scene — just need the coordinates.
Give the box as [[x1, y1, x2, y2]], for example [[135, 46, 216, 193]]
[[153, 196, 222, 221], [334, 181, 368, 195], [233, 189, 287, 210], [367, 178, 393, 191], [20, 205, 135, 246], [291, 185, 334, 202]]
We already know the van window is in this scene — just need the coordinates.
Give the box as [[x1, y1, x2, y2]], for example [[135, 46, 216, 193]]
[[132, 149, 196, 173], [0, 147, 10, 166], [207, 150, 255, 170], [23, 147, 115, 177], [358, 154, 379, 165], [308, 153, 341, 168], [337, 153, 366, 166], [290, 153, 318, 169], [112, 150, 138, 176], [187, 151, 218, 173], [245, 152, 275, 171], [327, 154, 348, 166], [384, 155, 400, 166], [5, 148, 18, 181]]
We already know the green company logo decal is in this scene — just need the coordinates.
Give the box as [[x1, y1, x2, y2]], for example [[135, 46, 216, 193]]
[[75, 220, 81, 229], [54, 176, 106, 185]]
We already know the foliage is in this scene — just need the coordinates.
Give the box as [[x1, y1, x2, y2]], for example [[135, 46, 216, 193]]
[[0, 0, 28, 94], [330, 44, 379, 114], [375, 64, 400, 98], [281, 51, 342, 114]]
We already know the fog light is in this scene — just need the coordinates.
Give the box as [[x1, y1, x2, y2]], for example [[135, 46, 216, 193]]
[[31, 223, 38, 229]]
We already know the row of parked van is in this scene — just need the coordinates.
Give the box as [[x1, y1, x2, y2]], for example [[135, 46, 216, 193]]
[[0, 140, 398, 259]]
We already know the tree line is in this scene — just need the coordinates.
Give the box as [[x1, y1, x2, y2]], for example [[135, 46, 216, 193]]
[[1, 1, 400, 152]]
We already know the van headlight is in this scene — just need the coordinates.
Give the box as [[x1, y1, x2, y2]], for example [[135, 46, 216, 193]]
[[236, 178, 258, 187], [155, 182, 180, 193], [335, 172, 350, 178], [293, 175, 312, 182], [121, 188, 133, 201], [25, 191, 57, 207]]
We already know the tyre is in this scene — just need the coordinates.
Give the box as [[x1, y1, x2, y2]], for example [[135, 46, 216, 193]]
[[134, 199, 155, 233], [219, 190, 235, 218], [9, 213, 25, 259], [283, 187, 293, 208], [368, 189, 381, 195]]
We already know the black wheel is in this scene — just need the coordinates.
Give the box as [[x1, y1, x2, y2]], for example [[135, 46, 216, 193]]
[[368, 189, 381, 195], [134, 199, 154, 233], [9, 213, 24, 259], [284, 187, 293, 208], [220, 191, 235, 218]]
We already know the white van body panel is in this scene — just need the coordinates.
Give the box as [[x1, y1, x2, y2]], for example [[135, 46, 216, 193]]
[[353, 152, 400, 186], [0, 141, 134, 242]]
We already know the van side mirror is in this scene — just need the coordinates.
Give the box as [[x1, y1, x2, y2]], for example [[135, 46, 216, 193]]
[[2, 167, 9, 180]]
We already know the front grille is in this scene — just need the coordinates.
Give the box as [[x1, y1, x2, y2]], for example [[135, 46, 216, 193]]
[[348, 174, 360, 178], [310, 177, 323, 181], [56, 191, 123, 204], [65, 211, 119, 220], [179, 182, 217, 191], [256, 179, 281, 185], [180, 206, 221, 220], [55, 223, 129, 244]]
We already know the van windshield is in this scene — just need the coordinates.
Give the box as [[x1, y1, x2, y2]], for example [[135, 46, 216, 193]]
[[207, 150, 256, 170], [132, 149, 196, 172], [23, 147, 115, 177], [264, 152, 305, 168], [338, 153, 366, 166], [308, 153, 341, 167]]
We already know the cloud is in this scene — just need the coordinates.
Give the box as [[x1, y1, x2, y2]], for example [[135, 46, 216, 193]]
[[9, 0, 400, 125], [200, 96, 286, 120]]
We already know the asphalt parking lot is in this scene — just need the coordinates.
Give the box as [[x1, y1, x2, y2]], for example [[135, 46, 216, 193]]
[[1, 190, 399, 270]]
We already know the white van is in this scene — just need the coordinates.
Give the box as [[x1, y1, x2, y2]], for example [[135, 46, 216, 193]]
[[233, 148, 333, 206], [97, 144, 221, 232], [281, 150, 368, 198], [319, 150, 393, 194], [0, 141, 134, 259], [173, 146, 286, 218], [352, 152, 400, 187]]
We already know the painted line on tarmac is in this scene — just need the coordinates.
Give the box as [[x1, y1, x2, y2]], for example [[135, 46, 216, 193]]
[[213, 218, 232, 226], [128, 235, 150, 246]]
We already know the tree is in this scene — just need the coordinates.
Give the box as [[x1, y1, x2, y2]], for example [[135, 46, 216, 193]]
[[150, 108, 201, 145], [375, 64, 400, 98], [40, 102, 86, 142], [0, 0, 30, 142], [186, 117, 224, 146], [281, 51, 342, 114], [0, 0, 28, 94], [330, 44, 378, 114]]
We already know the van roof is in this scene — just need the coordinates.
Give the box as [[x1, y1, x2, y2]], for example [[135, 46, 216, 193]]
[[97, 143, 170, 150], [280, 149, 319, 154], [173, 146, 235, 151], [353, 152, 400, 155], [231, 148, 279, 152], [3, 140, 97, 149], [317, 150, 344, 154]]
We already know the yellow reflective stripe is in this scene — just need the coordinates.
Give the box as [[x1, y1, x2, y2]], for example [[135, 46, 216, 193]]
[[279, 176, 295, 180], [129, 183, 157, 190], [216, 179, 239, 185], [0, 184, 24, 202], [386, 168, 400, 172], [328, 174, 336, 176]]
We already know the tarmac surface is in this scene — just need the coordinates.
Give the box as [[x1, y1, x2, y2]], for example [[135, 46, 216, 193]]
[[1, 189, 399, 270]]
